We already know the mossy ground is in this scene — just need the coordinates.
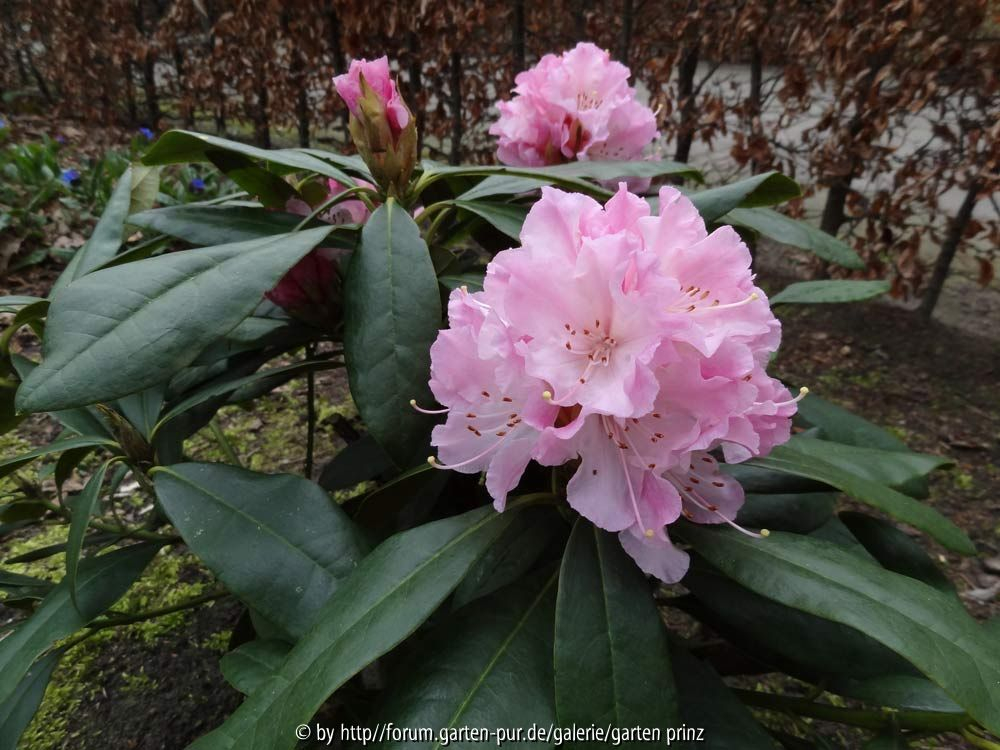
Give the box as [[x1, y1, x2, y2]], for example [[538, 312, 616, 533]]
[[1, 371, 357, 749]]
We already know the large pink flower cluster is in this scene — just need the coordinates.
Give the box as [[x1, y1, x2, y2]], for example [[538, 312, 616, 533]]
[[489, 43, 658, 167], [419, 185, 804, 582]]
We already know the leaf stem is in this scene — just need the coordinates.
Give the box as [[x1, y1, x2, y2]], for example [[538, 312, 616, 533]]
[[733, 689, 971, 732], [292, 184, 378, 231], [305, 343, 316, 480], [209, 417, 243, 468], [963, 727, 1000, 749], [62, 590, 229, 651]]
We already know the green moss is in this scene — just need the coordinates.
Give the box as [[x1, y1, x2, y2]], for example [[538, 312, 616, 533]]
[[119, 671, 158, 694], [186, 387, 355, 475], [18, 548, 216, 750], [1, 523, 69, 583], [953, 472, 975, 491]]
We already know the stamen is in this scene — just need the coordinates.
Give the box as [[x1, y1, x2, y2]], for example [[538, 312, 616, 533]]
[[410, 399, 449, 415], [542, 390, 553, 400], [772, 386, 809, 407], [428, 428, 516, 470]]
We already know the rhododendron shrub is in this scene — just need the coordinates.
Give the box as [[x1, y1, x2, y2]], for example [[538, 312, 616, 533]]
[[3, 51, 997, 750]]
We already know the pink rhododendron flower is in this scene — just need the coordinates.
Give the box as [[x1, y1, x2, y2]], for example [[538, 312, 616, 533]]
[[333, 56, 409, 137], [489, 43, 658, 168], [266, 179, 372, 328], [417, 185, 806, 583]]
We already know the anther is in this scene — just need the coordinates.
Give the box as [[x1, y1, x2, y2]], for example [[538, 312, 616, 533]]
[[542, 390, 553, 400], [644, 528, 655, 538]]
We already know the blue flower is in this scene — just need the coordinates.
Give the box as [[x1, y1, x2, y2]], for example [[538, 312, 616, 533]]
[[0, 118, 6, 129], [139, 127, 155, 140], [55, 135, 66, 144], [189, 177, 206, 193], [60, 168, 81, 185]]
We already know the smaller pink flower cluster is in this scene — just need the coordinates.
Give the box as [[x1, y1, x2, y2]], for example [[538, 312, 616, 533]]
[[420, 186, 804, 582], [333, 57, 410, 139], [266, 179, 372, 328], [490, 42, 658, 168]]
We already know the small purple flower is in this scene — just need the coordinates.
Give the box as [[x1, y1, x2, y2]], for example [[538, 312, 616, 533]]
[[139, 127, 155, 141], [55, 135, 66, 144], [189, 177, 206, 193], [0, 118, 7, 129], [60, 168, 81, 185]]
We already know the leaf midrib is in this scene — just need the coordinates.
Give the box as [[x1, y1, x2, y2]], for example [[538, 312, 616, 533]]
[[433, 572, 557, 750], [211, 508, 507, 748]]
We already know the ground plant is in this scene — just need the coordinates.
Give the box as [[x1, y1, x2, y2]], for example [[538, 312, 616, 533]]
[[0, 47, 998, 750]]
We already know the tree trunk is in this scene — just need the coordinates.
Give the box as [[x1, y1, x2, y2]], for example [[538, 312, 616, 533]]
[[449, 50, 463, 165], [619, 0, 634, 67], [918, 180, 980, 320], [282, 9, 309, 147], [173, 46, 194, 129], [135, 0, 160, 128], [254, 82, 270, 148], [24, 46, 53, 104], [512, 0, 525, 73], [406, 32, 424, 156], [748, 42, 762, 173], [673, 41, 700, 163], [122, 60, 137, 125], [327, 2, 348, 139], [820, 179, 851, 237], [572, 0, 587, 39]]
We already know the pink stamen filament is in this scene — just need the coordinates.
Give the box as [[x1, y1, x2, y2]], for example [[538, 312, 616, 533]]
[[668, 475, 765, 539], [603, 416, 655, 537]]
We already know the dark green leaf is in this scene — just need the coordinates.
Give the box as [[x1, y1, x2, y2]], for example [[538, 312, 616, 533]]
[[795, 395, 907, 452], [832, 675, 964, 715], [438, 272, 485, 292], [344, 200, 440, 466], [784, 436, 949, 495], [154, 360, 337, 437], [725, 207, 864, 270], [770, 280, 890, 305], [142, 130, 356, 185], [555, 521, 677, 738], [220, 640, 291, 695], [457, 175, 552, 201], [750, 444, 973, 554], [317, 435, 394, 492], [153, 462, 370, 640], [453, 506, 561, 608], [684, 527, 1000, 735], [0, 543, 159, 706], [186, 504, 515, 750], [350, 463, 448, 539], [10, 355, 112, 439], [737, 492, 838, 534], [65, 459, 112, 611], [128, 205, 325, 246], [839, 512, 955, 594], [432, 159, 701, 201], [669, 644, 778, 749], [686, 171, 801, 222], [685, 557, 914, 680], [16, 227, 331, 413], [450, 200, 528, 240], [0, 436, 116, 482], [373, 572, 557, 749], [0, 296, 44, 313], [0, 649, 62, 749], [205, 152, 297, 208], [53, 167, 135, 293], [115, 384, 165, 439]]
